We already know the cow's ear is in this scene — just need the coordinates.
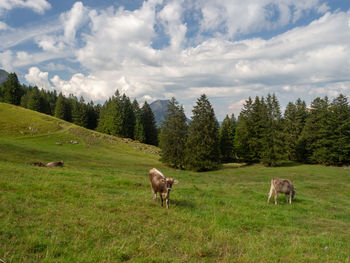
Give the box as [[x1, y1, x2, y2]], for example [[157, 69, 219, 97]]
[[173, 179, 179, 184]]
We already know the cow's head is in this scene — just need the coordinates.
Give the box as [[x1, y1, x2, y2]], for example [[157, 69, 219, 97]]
[[161, 178, 179, 193]]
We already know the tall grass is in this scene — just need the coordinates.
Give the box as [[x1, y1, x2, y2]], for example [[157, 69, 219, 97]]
[[1, 103, 350, 262]]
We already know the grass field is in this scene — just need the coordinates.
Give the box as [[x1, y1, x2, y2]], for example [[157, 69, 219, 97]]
[[1, 102, 350, 263]]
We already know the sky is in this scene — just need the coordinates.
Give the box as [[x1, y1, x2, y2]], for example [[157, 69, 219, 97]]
[[1, 0, 350, 120]]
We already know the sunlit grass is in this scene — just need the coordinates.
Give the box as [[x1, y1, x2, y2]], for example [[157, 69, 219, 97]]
[[1, 103, 350, 262]]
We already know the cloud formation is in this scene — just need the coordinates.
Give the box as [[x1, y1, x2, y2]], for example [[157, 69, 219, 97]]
[[0, 0, 51, 15], [2, 1, 350, 119]]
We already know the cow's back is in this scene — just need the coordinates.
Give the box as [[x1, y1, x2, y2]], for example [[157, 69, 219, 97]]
[[149, 168, 165, 193], [273, 178, 293, 193]]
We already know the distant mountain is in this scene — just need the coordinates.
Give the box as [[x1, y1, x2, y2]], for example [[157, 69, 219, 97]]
[[150, 99, 170, 126], [0, 69, 9, 85], [150, 99, 191, 126]]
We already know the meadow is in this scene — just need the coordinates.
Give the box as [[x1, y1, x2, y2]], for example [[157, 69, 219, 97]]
[[0, 103, 350, 263]]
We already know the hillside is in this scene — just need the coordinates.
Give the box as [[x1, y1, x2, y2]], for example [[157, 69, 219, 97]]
[[0, 69, 9, 85], [1, 103, 350, 262]]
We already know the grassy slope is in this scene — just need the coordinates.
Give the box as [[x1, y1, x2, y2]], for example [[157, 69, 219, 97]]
[[0, 102, 350, 263]]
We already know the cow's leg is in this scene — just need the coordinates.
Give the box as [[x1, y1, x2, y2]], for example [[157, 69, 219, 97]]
[[274, 191, 278, 205], [166, 198, 169, 209], [160, 194, 164, 207], [286, 194, 289, 203], [267, 187, 273, 204], [289, 193, 292, 204], [152, 189, 157, 202]]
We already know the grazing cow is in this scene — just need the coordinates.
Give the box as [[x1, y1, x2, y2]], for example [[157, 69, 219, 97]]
[[148, 168, 178, 209], [46, 161, 64, 168], [267, 178, 295, 205]]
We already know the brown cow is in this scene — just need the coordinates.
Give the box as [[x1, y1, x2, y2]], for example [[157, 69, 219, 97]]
[[30, 162, 46, 167], [148, 168, 178, 209], [46, 161, 64, 168], [267, 178, 295, 205]]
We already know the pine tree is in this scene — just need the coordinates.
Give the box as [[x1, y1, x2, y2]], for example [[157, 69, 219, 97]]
[[55, 93, 70, 121], [185, 94, 220, 171], [299, 97, 331, 164], [132, 99, 145, 142], [283, 99, 308, 161], [235, 97, 253, 163], [328, 94, 350, 165], [86, 101, 99, 130], [121, 94, 135, 138], [27, 87, 43, 112], [219, 114, 236, 163], [96, 91, 123, 136], [140, 101, 158, 146], [261, 94, 284, 166], [159, 97, 188, 168], [235, 97, 266, 163], [1, 73, 22, 105]]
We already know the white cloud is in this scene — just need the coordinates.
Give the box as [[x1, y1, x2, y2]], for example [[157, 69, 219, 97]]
[[0, 21, 10, 30], [2, 1, 350, 120], [25, 66, 53, 90], [195, 0, 329, 39], [0, 0, 51, 15], [60, 2, 88, 44]]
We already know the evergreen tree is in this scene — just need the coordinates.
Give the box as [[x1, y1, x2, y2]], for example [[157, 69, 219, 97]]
[[327, 94, 350, 165], [1, 73, 22, 105], [219, 114, 236, 163], [185, 94, 220, 171], [86, 101, 99, 130], [235, 97, 266, 163], [97, 91, 123, 136], [261, 94, 284, 166], [283, 99, 308, 161], [299, 97, 331, 164], [132, 99, 145, 142], [159, 97, 188, 168], [55, 93, 71, 121], [121, 94, 135, 138], [27, 87, 43, 112], [140, 101, 158, 145]]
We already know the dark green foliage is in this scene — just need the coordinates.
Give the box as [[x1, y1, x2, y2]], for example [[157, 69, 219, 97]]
[[86, 101, 99, 130], [235, 97, 266, 163], [219, 114, 236, 163], [235, 95, 285, 166], [140, 102, 158, 146], [54, 93, 71, 121], [327, 94, 350, 165], [27, 87, 44, 112], [159, 97, 188, 168], [121, 94, 135, 139], [185, 94, 220, 171], [71, 96, 89, 128], [97, 91, 123, 136], [0, 73, 22, 105], [132, 99, 145, 142], [283, 99, 308, 161], [260, 94, 285, 166], [299, 97, 332, 164]]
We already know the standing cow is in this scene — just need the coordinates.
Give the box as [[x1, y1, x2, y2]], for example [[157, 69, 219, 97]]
[[148, 168, 178, 209], [267, 178, 296, 205]]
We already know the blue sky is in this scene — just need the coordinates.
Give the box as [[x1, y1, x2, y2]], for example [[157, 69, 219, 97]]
[[1, 0, 350, 120]]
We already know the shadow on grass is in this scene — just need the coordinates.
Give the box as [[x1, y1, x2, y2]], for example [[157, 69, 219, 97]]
[[171, 199, 196, 209], [276, 161, 302, 167]]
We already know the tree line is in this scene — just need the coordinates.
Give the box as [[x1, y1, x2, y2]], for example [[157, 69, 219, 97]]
[[1, 72, 349, 170], [0, 73, 158, 145], [160, 94, 350, 170]]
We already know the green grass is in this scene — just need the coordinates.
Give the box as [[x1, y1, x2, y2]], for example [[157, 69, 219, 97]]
[[1, 102, 350, 262]]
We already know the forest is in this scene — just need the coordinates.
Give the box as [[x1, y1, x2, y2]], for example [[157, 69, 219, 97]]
[[1, 72, 350, 170]]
